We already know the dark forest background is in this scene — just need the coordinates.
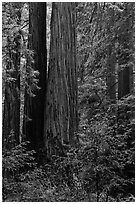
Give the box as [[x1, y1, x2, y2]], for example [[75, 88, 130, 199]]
[[2, 2, 135, 202]]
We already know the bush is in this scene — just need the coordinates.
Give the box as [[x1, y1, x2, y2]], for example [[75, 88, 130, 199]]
[[76, 94, 135, 201], [3, 141, 36, 201]]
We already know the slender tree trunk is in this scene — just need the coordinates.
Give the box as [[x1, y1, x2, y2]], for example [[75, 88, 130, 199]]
[[105, 188, 109, 202], [3, 7, 21, 150], [44, 3, 78, 156], [2, 87, 11, 150], [118, 68, 130, 99], [106, 44, 116, 102], [87, 192, 91, 202], [106, 8, 116, 102], [23, 3, 47, 150], [12, 23, 21, 145], [118, 3, 134, 99]]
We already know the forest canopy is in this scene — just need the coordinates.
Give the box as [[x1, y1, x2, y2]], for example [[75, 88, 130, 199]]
[[2, 2, 135, 202]]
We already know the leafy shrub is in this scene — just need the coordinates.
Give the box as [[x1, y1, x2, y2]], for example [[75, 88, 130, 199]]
[[76, 94, 135, 201], [3, 141, 36, 201]]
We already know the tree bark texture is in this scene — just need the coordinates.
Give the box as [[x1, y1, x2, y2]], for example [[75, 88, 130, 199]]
[[44, 3, 78, 156], [23, 3, 47, 150]]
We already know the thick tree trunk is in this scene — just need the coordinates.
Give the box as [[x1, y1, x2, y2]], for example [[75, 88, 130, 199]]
[[23, 3, 47, 150], [44, 3, 78, 156]]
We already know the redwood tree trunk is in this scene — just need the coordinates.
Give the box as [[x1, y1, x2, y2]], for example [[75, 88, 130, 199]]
[[44, 3, 78, 156], [23, 3, 47, 150]]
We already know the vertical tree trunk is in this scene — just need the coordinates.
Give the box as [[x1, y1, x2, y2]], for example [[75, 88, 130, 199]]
[[118, 68, 130, 99], [118, 3, 134, 99], [23, 3, 47, 150], [2, 86, 11, 150], [12, 22, 21, 145], [44, 3, 78, 156], [3, 5, 21, 149], [106, 44, 116, 102], [106, 7, 116, 102]]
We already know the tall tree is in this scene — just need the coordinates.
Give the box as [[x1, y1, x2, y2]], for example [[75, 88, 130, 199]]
[[23, 3, 47, 150], [2, 3, 22, 149], [44, 3, 78, 157]]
